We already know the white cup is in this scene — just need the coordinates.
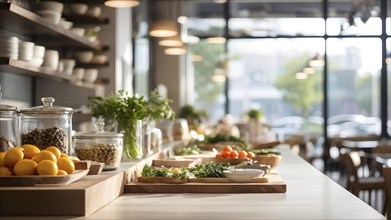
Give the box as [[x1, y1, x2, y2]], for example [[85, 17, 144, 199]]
[[42, 49, 59, 70], [61, 59, 76, 75], [33, 45, 45, 59]]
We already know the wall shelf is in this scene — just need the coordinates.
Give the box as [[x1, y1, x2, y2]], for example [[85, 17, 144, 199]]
[[75, 62, 109, 68], [0, 58, 98, 89], [0, 3, 102, 51], [62, 14, 109, 25]]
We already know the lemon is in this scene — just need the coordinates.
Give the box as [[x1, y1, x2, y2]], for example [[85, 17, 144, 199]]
[[22, 144, 40, 159], [45, 146, 61, 158], [57, 157, 75, 174], [60, 153, 70, 158], [32, 150, 57, 164], [4, 147, 24, 168], [0, 166, 12, 176], [57, 170, 68, 175], [69, 156, 80, 162], [37, 160, 58, 176], [0, 152, 6, 167], [13, 159, 37, 175]]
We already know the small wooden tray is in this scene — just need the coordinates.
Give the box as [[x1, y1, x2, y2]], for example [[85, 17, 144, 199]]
[[0, 169, 89, 187], [202, 157, 250, 165], [137, 176, 188, 184], [189, 177, 268, 183]]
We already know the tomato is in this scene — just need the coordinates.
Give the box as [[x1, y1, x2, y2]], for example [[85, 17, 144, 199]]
[[222, 145, 232, 152], [221, 151, 231, 158], [215, 153, 222, 159], [238, 150, 248, 158], [230, 150, 239, 158], [247, 151, 255, 159]]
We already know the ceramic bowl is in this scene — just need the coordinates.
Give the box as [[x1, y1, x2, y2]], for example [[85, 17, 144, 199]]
[[72, 68, 85, 81], [70, 28, 86, 37], [30, 58, 44, 67], [91, 54, 108, 64], [223, 169, 265, 182], [69, 3, 88, 15], [42, 49, 59, 70], [73, 51, 93, 63], [37, 1, 64, 13], [84, 68, 98, 83], [253, 155, 282, 170], [37, 10, 61, 24], [86, 6, 101, 17], [59, 19, 73, 30]]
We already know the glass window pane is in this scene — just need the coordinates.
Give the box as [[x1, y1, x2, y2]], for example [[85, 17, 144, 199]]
[[327, 0, 382, 36], [187, 41, 226, 123], [134, 38, 149, 97], [182, 1, 225, 37], [327, 38, 382, 138], [229, 0, 324, 37], [388, 1, 391, 35], [227, 39, 325, 140]]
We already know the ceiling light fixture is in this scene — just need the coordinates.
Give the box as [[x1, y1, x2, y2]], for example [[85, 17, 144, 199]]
[[164, 46, 187, 55], [104, 0, 140, 8], [177, 16, 188, 24], [149, 20, 178, 38], [214, 0, 227, 4], [303, 67, 316, 74], [295, 72, 308, 80], [207, 37, 226, 44], [159, 36, 183, 47], [192, 55, 203, 62]]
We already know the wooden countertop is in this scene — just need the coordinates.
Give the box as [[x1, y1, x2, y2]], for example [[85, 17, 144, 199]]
[[0, 144, 386, 220]]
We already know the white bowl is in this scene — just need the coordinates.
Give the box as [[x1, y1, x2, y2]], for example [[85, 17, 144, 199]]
[[86, 6, 101, 17], [73, 51, 93, 63], [72, 68, 85, 81], [59, 19, 73, 30], [69, 3, 88, 15], [37, 1, 64, 13], [37, 10, 61, 24], [223, 169, 265, 182], [30, 58, 44, 67], [70, 28, 85, 37], [84, 68, 98, 83], [33, 45, 45, 59]]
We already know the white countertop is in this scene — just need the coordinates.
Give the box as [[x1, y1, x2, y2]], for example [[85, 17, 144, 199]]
[[77, 145, 385, 220], [1, 145, 385, 220]]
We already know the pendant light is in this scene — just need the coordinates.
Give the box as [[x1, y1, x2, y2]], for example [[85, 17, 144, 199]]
[[104, 0, 140, 8], [164, 46, 187, 55], [159, 35, 183, 47], [149, 0, 178, 38]]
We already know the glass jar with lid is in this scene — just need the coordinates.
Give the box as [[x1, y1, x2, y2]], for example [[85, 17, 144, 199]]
[[0, 104, 18, 152], [19, 97, 73, 155], [73, 121, 123, 171]]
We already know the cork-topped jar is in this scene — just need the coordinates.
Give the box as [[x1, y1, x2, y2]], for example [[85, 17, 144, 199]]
[[0, 104, 18, 152], [73, 121, 123, 171], [19, 97, 73, 155]]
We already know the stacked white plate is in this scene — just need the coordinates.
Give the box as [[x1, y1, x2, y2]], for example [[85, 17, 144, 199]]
[[0, 36, 19, 59], [18, 41, 35, 61]]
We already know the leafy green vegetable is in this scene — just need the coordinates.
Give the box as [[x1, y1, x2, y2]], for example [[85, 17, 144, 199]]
[[204, 134, 246, 145], [141, 165, 189, 179], [188, 162, 233, 178], [174, 145, 202, 156], [251, 148, 281, 156]]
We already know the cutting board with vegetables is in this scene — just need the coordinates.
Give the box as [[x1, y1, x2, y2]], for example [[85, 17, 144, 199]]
[[125, 172, 286, 193]]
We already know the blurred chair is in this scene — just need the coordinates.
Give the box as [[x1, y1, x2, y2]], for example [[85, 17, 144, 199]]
[[383, 167, 391, 220], [340, 151, 385, 207]]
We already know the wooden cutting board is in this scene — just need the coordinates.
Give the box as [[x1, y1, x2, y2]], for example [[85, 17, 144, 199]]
[[125, 172, 286, 193]]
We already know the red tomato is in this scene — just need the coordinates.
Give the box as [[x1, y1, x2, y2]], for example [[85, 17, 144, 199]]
[[230, 150, 239, 158], [222, 145, 232, 152], [222, 151, 231, 158], [238, 150, 248, 158], [215, 153, 222, 159], [247, 152, 255, 159]]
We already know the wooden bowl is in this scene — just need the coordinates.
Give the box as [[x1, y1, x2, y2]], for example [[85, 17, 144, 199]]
[[253, 155, 282, 169]]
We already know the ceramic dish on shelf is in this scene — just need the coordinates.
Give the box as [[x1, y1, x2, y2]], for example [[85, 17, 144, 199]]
[[59, 19, 73, 30], [70, 28, 86, 37], [36, 10, 62, 24], [68, 3, 88, 15], [223, 169, 265, 182], [37, 1, 64, 13]]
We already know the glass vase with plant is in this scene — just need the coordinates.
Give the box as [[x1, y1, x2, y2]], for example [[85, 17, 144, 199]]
[[88, 90, 174, 159]]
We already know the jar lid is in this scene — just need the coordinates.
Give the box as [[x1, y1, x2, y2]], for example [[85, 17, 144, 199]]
[[73, 121, 124, 139], [0, 104, 17, 112], [19, 97, 73, 115]]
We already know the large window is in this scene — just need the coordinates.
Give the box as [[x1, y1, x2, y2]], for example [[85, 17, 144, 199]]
[[182, 0, 389, 139]]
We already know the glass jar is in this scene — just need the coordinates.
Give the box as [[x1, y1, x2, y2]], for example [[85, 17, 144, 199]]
[[73, 121, 123, 171], [19, 97, 73, 155], [0, 104, 18, 152]]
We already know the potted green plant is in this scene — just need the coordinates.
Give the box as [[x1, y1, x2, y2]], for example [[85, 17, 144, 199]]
[[88, 90, 174, 159], [178, 105, 208, 131]]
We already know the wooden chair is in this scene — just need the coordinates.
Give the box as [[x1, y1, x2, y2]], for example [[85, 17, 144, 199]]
[[383, 167, 391, 220], [340, 151, 385, 206]]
